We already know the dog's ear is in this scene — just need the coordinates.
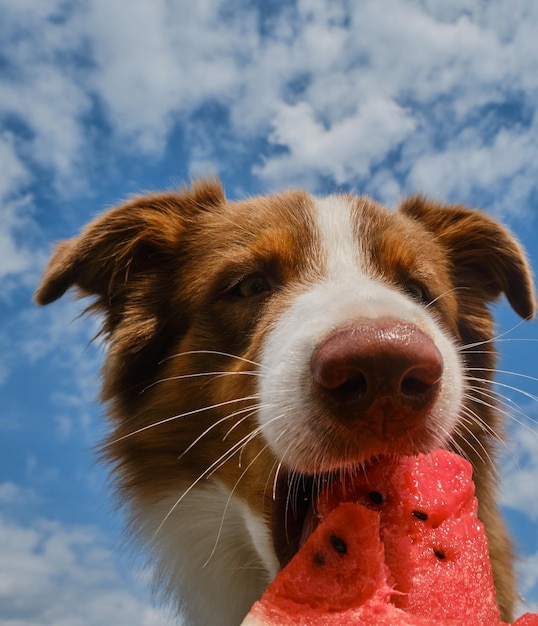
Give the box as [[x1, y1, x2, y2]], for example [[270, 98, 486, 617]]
[[399, 196, 536, 320], [34, 178, 225, 350]]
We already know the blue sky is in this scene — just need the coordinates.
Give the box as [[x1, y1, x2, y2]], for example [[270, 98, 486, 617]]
[[1, 1, 538, 623]]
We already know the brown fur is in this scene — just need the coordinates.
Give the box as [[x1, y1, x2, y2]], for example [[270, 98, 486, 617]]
[[35, 179, 535, 622], [399, 197, 536, 618]]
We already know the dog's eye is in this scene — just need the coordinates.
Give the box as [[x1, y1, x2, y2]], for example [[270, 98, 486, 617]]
[[404, 282, 430, 304], [229, 273, 272, 299]]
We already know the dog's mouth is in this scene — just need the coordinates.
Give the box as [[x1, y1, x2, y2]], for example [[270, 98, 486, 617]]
[[272, 468, 367, 569], [271, 454, 408, 569], [270, 435, 439, 567], [271, 471, 315, 569]]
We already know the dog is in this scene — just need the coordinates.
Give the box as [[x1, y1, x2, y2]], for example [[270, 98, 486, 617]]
[[35, 179, 535, 624]]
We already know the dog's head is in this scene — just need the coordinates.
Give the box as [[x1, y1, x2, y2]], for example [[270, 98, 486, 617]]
[[35, 178, 535, 578]]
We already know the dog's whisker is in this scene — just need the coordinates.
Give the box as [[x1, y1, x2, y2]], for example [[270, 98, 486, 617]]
[[492, 338, 538, 344], [458, 331, 538, 353], [465, 385, 525, 418], [443, 428, 469, 461], [465, 384, 535, 426], [176, 403, 266, 462], [203, 428, 263, 482], [424, 286, 469, 310], [209, 413, 287, 478], [258, 433, 296, 517], [152, 424, 270, 540], [458, 406, 523, 472], [284, 468, 299, 545], [498, 409, 538, 435], [460, 400, 505, 442], [200, 371, 263, 391], [453, 415, 492, 466], [467, 368, 538, 384], [237, 430, 262, 469], [158, 349, 267, 370], [271, 458, 286, 502], [140, 370, 261, 393], [236, 414, 286, 469], [459, 349, 498, 357], [461, 399, 516, 447], [107, 395, 261, 446], [222, 404, 277, 441], [203, 444, 271, 569], [222, 410, 258, 442], [466, 376, 538, 405], [465, 371, 537, 405], [267, 442, 307, 547], [462, 391, 524, 436]]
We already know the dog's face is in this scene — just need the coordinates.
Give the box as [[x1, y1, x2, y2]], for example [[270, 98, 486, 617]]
[[35, 179, 535, 621], [257, 192, 463, 474]]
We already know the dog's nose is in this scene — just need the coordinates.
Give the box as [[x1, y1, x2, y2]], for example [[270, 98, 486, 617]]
[[311, 319, 443, 437]]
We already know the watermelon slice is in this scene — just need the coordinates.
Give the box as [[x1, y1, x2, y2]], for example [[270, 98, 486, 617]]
[[241, 450, 538, 625]]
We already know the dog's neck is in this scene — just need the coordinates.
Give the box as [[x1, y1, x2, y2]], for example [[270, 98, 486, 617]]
[[138, 481, 277, 625]]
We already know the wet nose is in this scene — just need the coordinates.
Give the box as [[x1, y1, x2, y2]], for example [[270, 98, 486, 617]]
[[311, 319, 443, 436]]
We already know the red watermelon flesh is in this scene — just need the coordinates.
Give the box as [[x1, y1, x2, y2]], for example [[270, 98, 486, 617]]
[[316, 449, 498, 623], [241, 449, 538, 625], [242, 502, 432, 625]]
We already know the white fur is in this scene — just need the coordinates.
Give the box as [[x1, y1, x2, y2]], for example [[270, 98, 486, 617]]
[[141, 481, 275, 625], [258, 194, 464, 472], [314, 195, 366, 280]]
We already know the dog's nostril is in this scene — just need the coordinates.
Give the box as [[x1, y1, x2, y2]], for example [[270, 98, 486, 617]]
[[400, 375, 434, 398], [334, 372, 368, 399], [400, 358, 443, 401]]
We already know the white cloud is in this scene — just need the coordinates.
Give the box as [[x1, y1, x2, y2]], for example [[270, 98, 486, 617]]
[[0, 199, 36, 284], [255, 98, 416, 186], [0, 0, 88, 291], [501, 418, 538, 521], [0, 483, 32, 505], [0, 500, 176, 626], [0, 297, 104, 480], [0, 135, 39, 286], [0, 0, 90, 185], [2, 0, 538, 214], [0, 133, 29, 199], [4, 299, 105, 452], [231, 0, 538, 211], [85, 0, 258, 153], [517, 551, 538, 615], [406, 116, 538, 214]]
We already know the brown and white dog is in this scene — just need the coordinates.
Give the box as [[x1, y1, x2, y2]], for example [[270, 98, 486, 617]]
[[35, 179, 535, 624]]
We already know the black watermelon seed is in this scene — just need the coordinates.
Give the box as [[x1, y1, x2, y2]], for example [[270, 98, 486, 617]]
[[313, 551, 326, 566], [330, 534, 348, 555], [434, 549, 446, 560], [369, 491, 384, 505], [412, 510, 429, 521]]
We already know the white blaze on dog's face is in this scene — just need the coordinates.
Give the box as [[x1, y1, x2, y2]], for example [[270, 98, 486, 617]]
[[258, 194, 464, 474]]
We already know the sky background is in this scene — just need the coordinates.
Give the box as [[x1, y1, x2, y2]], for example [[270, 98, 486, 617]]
[[1, 1, 538, 624]]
